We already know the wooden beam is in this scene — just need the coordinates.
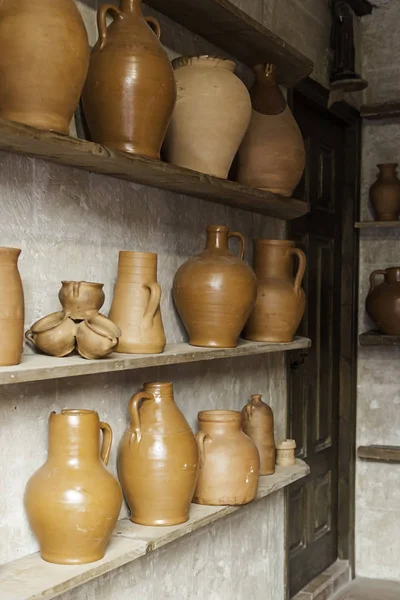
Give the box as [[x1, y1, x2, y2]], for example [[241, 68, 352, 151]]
[[358, 445, 400, 463], [356, 221, 400, 228], [359, 330, 400, 346], [361, 101, 400, 120]]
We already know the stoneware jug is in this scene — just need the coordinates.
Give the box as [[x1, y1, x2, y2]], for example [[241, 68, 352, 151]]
[[25, 409, 122, 565], [76, 314, 121, 359], [109, 252, 166, 354], [59, 281, 105, 320], [0, 248, 24, 366], [118, 382, 199, 525], [237, 64, 305, 196], [0, 0, 89, 133], [366, 267, 400, 335], [369, 163, 400, 221], [276, 439, 296, 467], [173, 226, 257, 348], [244, 240, 306, 343], [193, 410, 260, 506], [25, 312, 77, 357], [164, 56, 251, 178], [82, 0, 176, 158], [242, 394, 275, 476]]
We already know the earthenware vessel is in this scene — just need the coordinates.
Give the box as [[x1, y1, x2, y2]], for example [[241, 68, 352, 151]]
[[0, 248, 24, 366], [25, 409, 122, 565], [366, 267, 400, 335], [118, 382, 199, 525], [193, 410, 259, 505], [0, 0, 89, 133], [25, 312, 77, 357], [242, 394, 275, 475], [109, 252, 166, 354], [244, 240, 306, 343], [164, 56, 251, 178], [237, 64, 305, 196], [173, 226, 257, 348], [59, 281, 105, 320], [276, 439, 296, 467], [82, 0, 176, 158], [369, 164, 400, 221], [76, 315, 121, 359]]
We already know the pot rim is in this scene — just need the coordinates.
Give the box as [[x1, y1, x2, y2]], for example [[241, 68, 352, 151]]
[[61, 280, 104, 288], [198, 409, 241, 423], [377, 163, 398, 168], [172, 55, 236, 72], [254, 239, 295, 246], [60, 408, 97, 417]]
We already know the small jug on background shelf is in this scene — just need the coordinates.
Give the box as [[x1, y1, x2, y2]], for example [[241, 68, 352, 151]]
[[369, 163, 400, 221], [276, 439, 296, 467], [242, 394, 275, 476], [366, 267, 400, 335]]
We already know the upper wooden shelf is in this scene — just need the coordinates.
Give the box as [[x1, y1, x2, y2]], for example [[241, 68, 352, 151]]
[[146, 0, 313, 87], [355, 221, 400, 228], [359, 330, 400, 346], [361, 101, 400, 120], [0, 118, 308, 220], [358, 445, 400, 463]]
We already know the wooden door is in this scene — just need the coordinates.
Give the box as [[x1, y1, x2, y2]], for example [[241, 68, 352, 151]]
[[287, 90, 345, 597]]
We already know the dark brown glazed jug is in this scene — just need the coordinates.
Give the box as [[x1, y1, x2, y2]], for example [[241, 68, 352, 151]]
[[369, 164, 400, 221], [366, 267, 400, 335]]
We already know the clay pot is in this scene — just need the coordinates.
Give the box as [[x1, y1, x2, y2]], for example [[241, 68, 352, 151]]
[[244, 240, 306, 343], [0, 248, 24, 366], [193, 410, 259, 506], [242, 394, 275, 476], [366, 267, 400, 335], [76, 315, 121, 359], [369, 164, 400, 221], [109, 252, 166, 354], [173, 226, 257, 348], [0, 0, 89, 133], [164, 56, 251, 178], [82, 0, 176, 158], [25, 312, 77, 357], [276, 439, 296, 467], [237, 64, 305, 196], [25, 409, 122, 565], [118, 382, 199, 525], [59, 281, 105, 320]]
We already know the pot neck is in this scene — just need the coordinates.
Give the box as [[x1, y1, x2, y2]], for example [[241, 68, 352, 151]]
[[377, 163, 398, 180], [48, 410, 101, 465], [251, 63, 286, 115], [253, 241, 294, 279], [205, 226, 230, 253], [143, 382, 174, 403], [120, 0, 143, 14], [117, 252, 157, 284], [198, 410, 241, 435], [386, 267, 400, 283]]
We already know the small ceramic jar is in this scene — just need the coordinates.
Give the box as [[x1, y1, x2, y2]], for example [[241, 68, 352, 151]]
[[276, 439, 296, 467]]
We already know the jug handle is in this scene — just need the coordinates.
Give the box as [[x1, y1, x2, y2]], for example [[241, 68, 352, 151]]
[[145, 16, 161, 39], [99, 421, 113, 465], [128, 391, 154, 444], [98, 4, 123, 50], [289, 247, 306, 296], [196, 431, 211, 468], [369, 269, 386, 292], [143, 282, 162, 323], [25, 330, 34, 344], [228, 231, 245, 259], [244, 403, 254, 422]]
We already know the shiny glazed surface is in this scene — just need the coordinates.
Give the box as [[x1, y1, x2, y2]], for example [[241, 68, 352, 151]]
[[369, 163, 400, 221], [0, 247, 24, 366], [242, 394, 275, 476], [366, 267, 400, 335]]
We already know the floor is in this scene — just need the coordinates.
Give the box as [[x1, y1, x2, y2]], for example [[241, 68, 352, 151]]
[[333, 578, 400, 600]]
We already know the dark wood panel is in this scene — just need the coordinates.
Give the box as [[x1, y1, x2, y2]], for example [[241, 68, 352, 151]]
[[346, 0, 373, 16], [361, 101, 400, 120], [358, 445, 400, 463], [359, 330, 400, 346]]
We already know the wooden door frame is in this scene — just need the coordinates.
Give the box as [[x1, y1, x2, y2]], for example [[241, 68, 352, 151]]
[[286, 77, 360, 582]]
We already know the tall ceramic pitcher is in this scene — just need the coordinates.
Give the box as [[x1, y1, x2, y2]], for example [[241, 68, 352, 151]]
[[0, 247, 24, 366], [244, 240, 306, 343]]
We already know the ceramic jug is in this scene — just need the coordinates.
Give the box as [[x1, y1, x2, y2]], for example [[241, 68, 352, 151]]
[[193, 410, 260, 506], [366, 267, 400, 335], [242, 394, 275, 476], [118, 382, 199, 525], [369, 164, 400, 221], [164, 56, 251, 178], [173, 226, 257, 348], [237, 64, 305, 196], [109, 252, 166, 354], [25, 409, 122, 565], [59, 281, 105, 320], [276, 439, 296, 467], [0, 0, 89, 133], [82, 0, 176, 158], [25, 312, 77, 357], [0, 248, 24, 366], [244, 240, 306, 343]]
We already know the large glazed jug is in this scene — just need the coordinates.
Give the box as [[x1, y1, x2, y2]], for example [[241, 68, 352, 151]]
[[369, 164, 400, 221], [366, 267, 400, 335], [244, 240, 306, 343], [0, 0, 89, 133], [242, 394, 275, 475], [0, 248, 24, 366], [82, 0, 176, 158], [193, 410, 260, 506], [25, 410, 122, 565], [173, 226, 257, 348], [118, 382, 199, 525], [109, 252, 166, 354]]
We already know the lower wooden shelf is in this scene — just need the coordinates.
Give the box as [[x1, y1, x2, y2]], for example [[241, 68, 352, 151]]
[[0, 337, 311, 386], [358, 445, 400, 463], [355, 221, 400, 228], [359, 330, 400, 346], [0, 460, 309, 600]]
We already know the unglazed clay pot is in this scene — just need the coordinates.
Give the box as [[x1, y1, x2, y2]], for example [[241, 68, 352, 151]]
[[276, 439, 296, 467], [76, 315, 121, 359], [173, 226, 257, 348], [244, 240, 306, 343], [59, 281, 105, 320], [164, 56, 251, 178], [237, 64, 305, 196], [0, 248, 24, 366], [82, 0, 176, 158], [193, 410, 259, 506], [118, 382, 199, 525], [0, 0, 89, 133], [109, 252, 166, 354], [369, 164, 400, 221], [25, 312, 77, 357], [242, 394, 275, 476], [366, 267, 400, 335], [25, 409, 122, 565]]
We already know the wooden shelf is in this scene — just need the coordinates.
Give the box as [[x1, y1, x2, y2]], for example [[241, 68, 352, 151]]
[[0, 118, 309, 220], [0, 337, 311, 386], [0, 460, 309, 600], [358, 445, 400, 463], [361, 101, 400, 120], [355, 221, 400, 228], [146, 0, 313, 87], [359, 330, 400, 346]]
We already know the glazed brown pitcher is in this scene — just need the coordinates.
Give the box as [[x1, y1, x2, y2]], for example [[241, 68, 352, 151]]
[[0, 248, 24, 366], [366, 267, 400, 335]]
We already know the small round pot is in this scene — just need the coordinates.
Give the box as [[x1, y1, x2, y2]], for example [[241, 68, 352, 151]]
[[25, 312, 77, 357], [76, 315, 121, 359], [59, 281, 105, 320]]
